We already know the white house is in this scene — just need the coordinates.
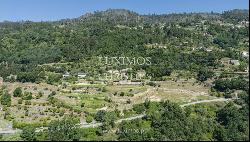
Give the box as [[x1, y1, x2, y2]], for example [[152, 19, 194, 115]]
[[116, 80, 142, 85], [63, 72, 70, 78], [241, 51, 249, 58], [77, 72, 87, 79], [230, 60, 240, 66], [205, 48, 213, 52], [7, 74, 17, 80]]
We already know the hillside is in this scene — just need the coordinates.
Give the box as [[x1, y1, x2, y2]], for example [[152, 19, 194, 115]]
[[0, 9, 249, 141], [0, 9, 249, 82]]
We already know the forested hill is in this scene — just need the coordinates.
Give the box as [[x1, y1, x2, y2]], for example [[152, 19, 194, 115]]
[[50, 9, 248, 25], [1, 9, 248, 27], [0, 9, 249, 82]]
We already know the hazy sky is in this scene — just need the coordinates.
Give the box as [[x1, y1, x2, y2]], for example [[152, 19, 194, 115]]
[[0, 0, 249, 22]]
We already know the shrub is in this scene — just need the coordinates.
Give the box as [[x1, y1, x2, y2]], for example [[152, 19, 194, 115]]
[[86, 115, 93, 123], [13, 87, 23, 97], [22, 92, 33, 100], [18, 99, 23, 104], [120, 92, 125, 97]]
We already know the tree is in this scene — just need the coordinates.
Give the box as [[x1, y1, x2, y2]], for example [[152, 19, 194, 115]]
[[22, 92, 33, 100], [95, 110, 106, 122], [86, 115, 93, 123], [197, 68, 214, 82], [20, 126, 37, 141], [118, 120, 152, 141], [213, 77, 249, 92], [48, 117, 80, 141], [215, 102, 249, 141], [46, 74, 62, 85], [13, 87, 22, 97], [0, 90, 11, 106]]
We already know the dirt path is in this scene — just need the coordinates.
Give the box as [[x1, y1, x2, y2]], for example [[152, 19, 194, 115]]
[[0, 129, 21, 134], [180, 98, 234, 107]]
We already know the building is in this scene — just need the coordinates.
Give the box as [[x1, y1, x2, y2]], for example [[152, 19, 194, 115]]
[[63, 72, 70, 78], [7, 74, 17, 80], [240, 20, 249, 27], [221, 58, 240, 66], [220, 58, 231, 65], [0, 77, 3, 86], [77, 72, 87, 79], [115, 80, 142, 85], [241, 51, 249, 58], [230, 60, 240, 66], [205, 48, 213, 52]]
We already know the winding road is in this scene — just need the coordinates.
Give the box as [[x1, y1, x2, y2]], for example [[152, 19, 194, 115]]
[[180, 98, 233, 107]]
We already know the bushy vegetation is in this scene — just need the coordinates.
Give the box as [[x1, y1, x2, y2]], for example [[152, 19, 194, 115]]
[[118, 98, 249, 141], [0, 9, 248, 83]]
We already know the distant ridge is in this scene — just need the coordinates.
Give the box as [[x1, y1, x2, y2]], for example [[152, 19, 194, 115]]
[[0, 9, 248, 23]]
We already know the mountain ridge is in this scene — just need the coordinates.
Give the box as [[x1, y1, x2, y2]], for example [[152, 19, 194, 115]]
[[0, 9, 248, 23]]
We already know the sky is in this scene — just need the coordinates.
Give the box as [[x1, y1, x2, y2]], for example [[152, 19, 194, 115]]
[[0, 0, 249, 22]]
